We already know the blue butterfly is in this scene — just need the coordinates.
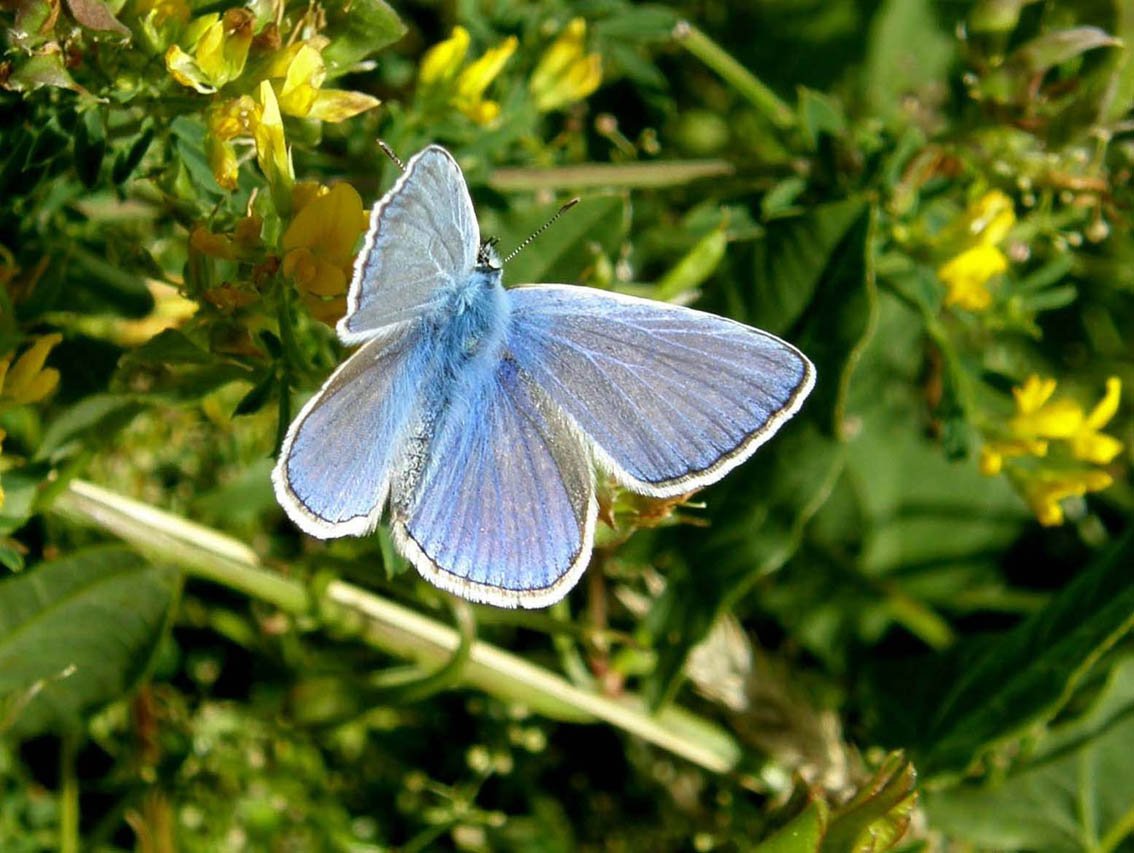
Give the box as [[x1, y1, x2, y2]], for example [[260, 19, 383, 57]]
[[272, 145, 815, 608]]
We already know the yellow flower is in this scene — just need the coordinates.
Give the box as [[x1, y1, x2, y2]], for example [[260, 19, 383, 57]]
[[253, 80, 294, 203], [263, 41, 381, 122], [165, 8, 253, 92], [936, 190, 1017, 313], [1008, 375, 1083, 446], [418, 27, 517, 125], [530, 18, 603, 112], [938, 244, 1005, 311], [1022, 469, 1114, 526], [1069, 377, 1123, 464], [282, 183, 366, 323], [0, 334, 62, 405], [980, 375, 1124, 525], [420, 26, 470, 85], [981, 375, 1085, 474]]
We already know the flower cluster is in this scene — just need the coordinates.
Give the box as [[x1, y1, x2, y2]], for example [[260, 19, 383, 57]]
[[416, 18, 603, 124], [163, 13, 378, 197], [529, 18, 603, 112], [936, 190, 1016, 312], [980, 375, 1123, 525], [418, 26, 518, 125]]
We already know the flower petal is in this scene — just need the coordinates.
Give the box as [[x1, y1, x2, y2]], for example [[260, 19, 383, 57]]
[[306, 88, 381, 122], [420, 26, 470, 86], [1085, 377, 1121, 430], [1013, 375, 1056, 415], [456, 35, 517, 100]]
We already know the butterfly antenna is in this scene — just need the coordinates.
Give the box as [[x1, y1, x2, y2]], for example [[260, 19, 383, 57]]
[[501, 199, 580, 265], [378, 139, 405, 172]]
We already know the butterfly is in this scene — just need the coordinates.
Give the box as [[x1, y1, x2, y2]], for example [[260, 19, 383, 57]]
[[272, 145, 815, 608]]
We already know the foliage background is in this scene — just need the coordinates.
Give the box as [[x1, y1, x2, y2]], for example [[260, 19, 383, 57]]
[[1, 0, 1133, 849]]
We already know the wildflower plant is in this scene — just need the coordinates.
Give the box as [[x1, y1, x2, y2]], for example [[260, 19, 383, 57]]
[[0, 0, 1132, 850]]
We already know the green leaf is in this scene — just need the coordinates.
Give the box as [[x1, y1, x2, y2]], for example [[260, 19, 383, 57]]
[[0, 546, 180, 738], [111, 126, 154, 184], [873, 531, 1134, 778], [127, 328, 214, 365], [12, 0, 59, 50], [860, 0, 953, 127], [73, 110, 106, 189], [0, 467, 47, 537], [2, 52, 86, 94], [233, 372, 276, 416], [980, 27, 1121, 104], [0, 542, 25, 573], [321, 0, 406, 75], [67, 243, 155, 317], [821, 753, 917, 852], [756, 801, 828, 853], [63, 0, 129, 35], [925, 656, 1134, 851], [743, 197, 867, 336], [37, 393, 145, 461], [754, 755, 917, 852]]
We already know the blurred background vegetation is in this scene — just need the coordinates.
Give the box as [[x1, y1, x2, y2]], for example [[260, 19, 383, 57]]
[[1, 0, 1133, 849]]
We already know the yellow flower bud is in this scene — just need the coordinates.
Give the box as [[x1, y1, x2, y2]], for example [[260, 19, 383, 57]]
[[205, 135, 239, 190], [530, 18, 602, 112], [420, 26, 470, 86], [456, 36, 517, 101], [307, 89, 382, 122], [253, 80, 294, 200], [0, 334, 63, 405]]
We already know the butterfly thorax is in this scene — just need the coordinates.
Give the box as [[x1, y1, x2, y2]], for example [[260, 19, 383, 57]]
[[390, 264, 507, 515]]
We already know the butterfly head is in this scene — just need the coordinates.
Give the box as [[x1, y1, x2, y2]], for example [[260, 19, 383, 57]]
[[477, 237, 502, 271]]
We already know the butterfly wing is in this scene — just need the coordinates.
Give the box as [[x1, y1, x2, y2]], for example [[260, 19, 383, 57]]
[[506, 285, 815, 497], [392, 358, 596, 608], [337, 145, 479, 344], [272, 325, 431, 538]]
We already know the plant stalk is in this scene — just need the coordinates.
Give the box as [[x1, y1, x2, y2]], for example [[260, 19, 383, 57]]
[[52, 480, 742, 774], [673, 21, 796, 130]]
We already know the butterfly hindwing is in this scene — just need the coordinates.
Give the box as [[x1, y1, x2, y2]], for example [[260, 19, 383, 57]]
[[392, 357, 596, 608], [338, 145, 479, 343], [506, 285, 815, 497], [272, 325, 431, 538]]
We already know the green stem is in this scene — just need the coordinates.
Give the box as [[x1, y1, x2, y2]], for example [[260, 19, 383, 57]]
[[52, 480, 742, 774], [60, 732, 79, 853], [488, 159, 735, 192], [673, 21, 796, 130]]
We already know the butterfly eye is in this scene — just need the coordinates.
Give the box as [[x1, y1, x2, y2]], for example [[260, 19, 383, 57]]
[[477, 237, 501, 269]]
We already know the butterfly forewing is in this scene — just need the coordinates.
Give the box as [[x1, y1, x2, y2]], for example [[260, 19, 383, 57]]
[[272, 326, 431, 538], [337, 145, 480, 343], [505, 285, 815, 497]]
